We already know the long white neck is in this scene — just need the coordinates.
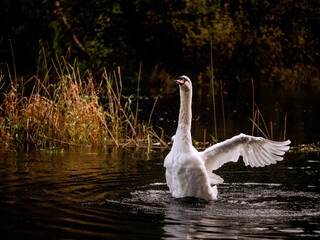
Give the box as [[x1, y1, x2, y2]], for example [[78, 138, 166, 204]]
[[175, 87, 192, 144]]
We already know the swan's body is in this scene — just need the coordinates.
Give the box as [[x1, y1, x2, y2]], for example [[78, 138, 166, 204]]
[[164, 75, 291, 201]]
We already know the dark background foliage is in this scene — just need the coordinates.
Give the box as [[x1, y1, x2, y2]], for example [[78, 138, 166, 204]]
[[0, 0, 319, 88]]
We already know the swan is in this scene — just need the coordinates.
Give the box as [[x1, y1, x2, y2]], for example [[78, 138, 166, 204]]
[[164, 75, 291, 201]]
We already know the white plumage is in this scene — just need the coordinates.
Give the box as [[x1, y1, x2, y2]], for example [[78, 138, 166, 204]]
[[164, 75, 291, 201]]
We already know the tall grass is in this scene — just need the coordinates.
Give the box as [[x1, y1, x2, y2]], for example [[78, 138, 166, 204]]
[[207, 37, 227, 144], [0, 58, 165, 150], [250, 79, 288, 141], [210, 37, 218, 140]]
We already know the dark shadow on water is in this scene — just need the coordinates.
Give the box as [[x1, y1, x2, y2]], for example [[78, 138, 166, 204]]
[[174, 196, 210, 205], [145, 85, 320, 144]]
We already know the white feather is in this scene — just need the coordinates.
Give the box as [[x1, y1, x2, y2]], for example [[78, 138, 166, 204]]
[[164, 76, 290, 201]]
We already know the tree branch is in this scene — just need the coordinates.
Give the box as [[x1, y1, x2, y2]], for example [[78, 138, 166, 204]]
[[54, 1, 91, 57]]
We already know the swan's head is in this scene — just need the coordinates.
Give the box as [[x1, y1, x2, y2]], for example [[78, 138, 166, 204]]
[[175, 75, 192, 92]]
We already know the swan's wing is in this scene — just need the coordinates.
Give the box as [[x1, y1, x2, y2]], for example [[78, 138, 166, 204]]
[[200, 133, 291, 171]]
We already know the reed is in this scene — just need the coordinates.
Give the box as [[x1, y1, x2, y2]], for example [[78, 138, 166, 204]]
[[210, 37, 217, 140], [220, 80, 226, 139], [251, 78, 255, 136], [0, 58, 165, 150], [250, 79, 288, 141], [134, 62, 142, 131]]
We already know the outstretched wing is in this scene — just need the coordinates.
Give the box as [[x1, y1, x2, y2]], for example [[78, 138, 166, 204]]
[[199, 133, 291, 171]]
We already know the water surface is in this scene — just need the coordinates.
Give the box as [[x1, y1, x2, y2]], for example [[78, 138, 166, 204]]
[[0, 148, 319, 239], [146, 85, 320, 144]]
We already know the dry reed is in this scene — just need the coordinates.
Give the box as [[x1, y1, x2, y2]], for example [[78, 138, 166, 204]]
[[0, 59, 165, 150], [250, 79, 288, 141]]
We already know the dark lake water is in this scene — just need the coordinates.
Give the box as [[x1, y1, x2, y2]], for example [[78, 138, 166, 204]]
[[144, 84, 320, 145], [0, 148, 319, 239]]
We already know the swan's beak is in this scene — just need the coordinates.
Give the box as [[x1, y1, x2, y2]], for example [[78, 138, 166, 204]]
[[174, 78, 185, 85]]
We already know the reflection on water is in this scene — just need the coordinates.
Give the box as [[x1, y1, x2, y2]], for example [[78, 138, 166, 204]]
[[0, 148, 319, 239], [149, 85, 320, 144]]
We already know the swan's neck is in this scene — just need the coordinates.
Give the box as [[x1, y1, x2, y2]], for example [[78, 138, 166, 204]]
[[176, 88, 192, 142]]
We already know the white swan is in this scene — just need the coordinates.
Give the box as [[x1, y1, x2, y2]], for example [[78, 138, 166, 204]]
[[164, 75, 291, 201]]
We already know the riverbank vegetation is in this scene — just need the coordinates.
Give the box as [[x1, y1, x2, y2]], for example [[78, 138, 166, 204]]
[[0, 58, 166, 150], [1, 59, 319, 151]]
